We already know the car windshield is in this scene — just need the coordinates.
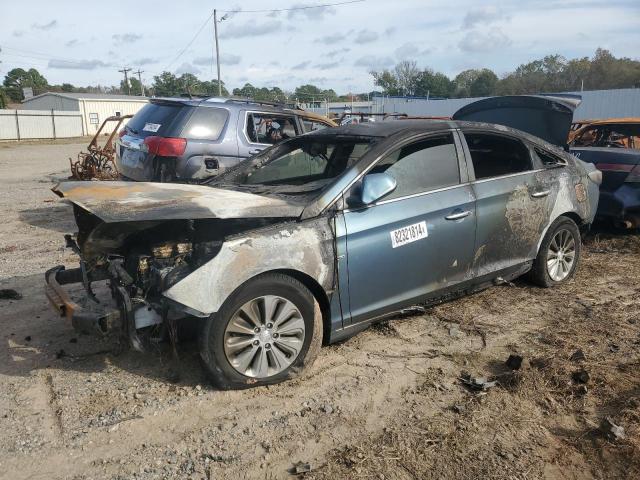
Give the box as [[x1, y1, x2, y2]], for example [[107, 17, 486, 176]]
[[217, 136, 375, 194]]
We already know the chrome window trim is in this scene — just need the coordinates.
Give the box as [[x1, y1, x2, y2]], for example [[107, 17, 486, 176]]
[[242, 110, 299, 147], [343, 181, 473, 213], [471, 168, 544, 184]]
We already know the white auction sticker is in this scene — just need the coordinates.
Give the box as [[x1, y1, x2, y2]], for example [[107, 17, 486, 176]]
[[143, 122, 161, 132], [390, 221, 428, 249]]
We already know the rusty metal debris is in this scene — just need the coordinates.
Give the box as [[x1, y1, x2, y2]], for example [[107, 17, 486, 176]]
[[69, 115, 132, 181]]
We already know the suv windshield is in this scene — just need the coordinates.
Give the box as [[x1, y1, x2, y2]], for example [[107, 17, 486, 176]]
[[217, 136, 374, 193]]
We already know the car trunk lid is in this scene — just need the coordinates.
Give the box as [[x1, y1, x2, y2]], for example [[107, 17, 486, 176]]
[[452, 94, 581, 148], [52, 181, 305, 223]]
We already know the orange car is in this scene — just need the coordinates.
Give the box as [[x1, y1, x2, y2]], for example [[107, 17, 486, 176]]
[[569, 118, 640, 149]]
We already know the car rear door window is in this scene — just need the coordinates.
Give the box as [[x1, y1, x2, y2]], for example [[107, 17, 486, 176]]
[[126, 103, 190, 138], [533, 147, 566, 167], [181, 107, 229, 140], [246, 113, 298, 145], [464, 133, 532, 180], [369, 133, 460, 200]]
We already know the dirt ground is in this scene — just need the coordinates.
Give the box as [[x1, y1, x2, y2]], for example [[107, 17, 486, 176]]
[[0, 142, 638, 480]]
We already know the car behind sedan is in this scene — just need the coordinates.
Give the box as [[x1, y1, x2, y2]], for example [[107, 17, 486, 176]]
[[47, 99, 600, 389]]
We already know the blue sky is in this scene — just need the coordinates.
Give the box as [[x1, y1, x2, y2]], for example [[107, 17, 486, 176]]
[[1, 0, 638, 93]]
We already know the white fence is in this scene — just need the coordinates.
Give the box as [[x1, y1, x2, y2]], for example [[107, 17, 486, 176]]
[[0, 109, 85, 140]]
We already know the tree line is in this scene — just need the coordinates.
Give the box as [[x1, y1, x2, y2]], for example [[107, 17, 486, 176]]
[[372, 49, 640, 98], [1, 48, 638, 108]]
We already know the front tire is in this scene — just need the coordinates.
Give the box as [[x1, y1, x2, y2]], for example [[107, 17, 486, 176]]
[[530, 216, 581, 287], [199, 273, 322, 389]]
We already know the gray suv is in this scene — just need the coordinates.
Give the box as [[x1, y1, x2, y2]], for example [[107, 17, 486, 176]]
[[116, 97, 336, 182]]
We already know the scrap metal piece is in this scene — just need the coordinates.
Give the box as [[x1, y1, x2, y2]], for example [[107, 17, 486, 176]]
[[600, 417, 626, 441], [69, 114, 132, 181], [459, 373, 497, 391]]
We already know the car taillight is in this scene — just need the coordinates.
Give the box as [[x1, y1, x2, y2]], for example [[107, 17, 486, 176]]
[[118, 128, 126, 138], [143, 136, 187, 157], [625, 165, 640, 183]]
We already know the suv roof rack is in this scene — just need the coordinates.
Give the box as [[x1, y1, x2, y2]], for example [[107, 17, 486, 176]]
[[222, 97, 287, 108]]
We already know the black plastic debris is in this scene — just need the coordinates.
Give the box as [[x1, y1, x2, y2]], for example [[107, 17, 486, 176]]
[[0, 289, 21, 300], [290, 462, 312, 475], [570, 349, 586, 362], [24, 335, 31, 342], [600, 417, 625, 441], [460, 373, 497, 392], [56, 349, 66, 359], [505, 354, 523, 370], [572, 368, 590, 384]]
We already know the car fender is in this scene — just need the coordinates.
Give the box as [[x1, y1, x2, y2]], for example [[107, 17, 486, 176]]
[[163, 217, 336, 315]]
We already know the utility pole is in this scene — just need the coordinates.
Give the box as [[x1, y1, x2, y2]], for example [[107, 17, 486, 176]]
[[213, 9, 222, 97], [118, 67, 132, 95], [134, 69, 145, 96]]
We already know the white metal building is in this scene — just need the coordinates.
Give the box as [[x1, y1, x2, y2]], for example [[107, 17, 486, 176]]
[[21, 93, 148, 135]]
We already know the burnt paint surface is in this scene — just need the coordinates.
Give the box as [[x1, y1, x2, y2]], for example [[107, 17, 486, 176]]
[[163, 217, 336, 315], [53, 181, 305, 223]]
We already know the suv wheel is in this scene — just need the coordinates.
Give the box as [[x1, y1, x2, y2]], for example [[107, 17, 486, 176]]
[[530, 216, 581, 287], [199, 273, 322, 389]]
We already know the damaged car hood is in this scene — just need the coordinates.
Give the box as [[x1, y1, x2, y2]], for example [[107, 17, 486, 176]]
[[453, 94, 581, 148], [52, 181, 305, 223]]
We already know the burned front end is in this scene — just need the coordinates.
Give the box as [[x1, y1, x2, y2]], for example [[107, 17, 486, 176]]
[[44, 181, 312, 351], [47, 210, 236, 350]]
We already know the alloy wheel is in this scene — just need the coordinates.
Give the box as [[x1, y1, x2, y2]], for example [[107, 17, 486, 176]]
[[546, 228, 576, 282], [223, 295, 306, 378]]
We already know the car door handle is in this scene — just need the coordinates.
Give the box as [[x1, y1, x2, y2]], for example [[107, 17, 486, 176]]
[[249, 149, 263, 155], [445, 210, 472, 220], [531, 190, 551, 198]]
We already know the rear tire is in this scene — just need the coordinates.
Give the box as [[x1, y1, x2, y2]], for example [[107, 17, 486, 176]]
[[199, 273, 323, 390], [530, 216, 581, 287]]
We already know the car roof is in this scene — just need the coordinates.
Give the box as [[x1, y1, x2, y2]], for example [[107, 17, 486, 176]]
[[150, 96, 306, 115], [308, 119, 455, 138]]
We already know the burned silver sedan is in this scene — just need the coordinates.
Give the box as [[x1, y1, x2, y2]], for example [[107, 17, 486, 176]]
[[46, 96, 601, 389]]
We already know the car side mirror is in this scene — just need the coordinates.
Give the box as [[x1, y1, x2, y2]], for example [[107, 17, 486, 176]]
[[361, 172, 397, 205]]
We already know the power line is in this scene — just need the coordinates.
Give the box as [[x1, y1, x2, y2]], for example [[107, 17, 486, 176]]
[[161, 11, 215, 72], [222, 0, 365, 14]]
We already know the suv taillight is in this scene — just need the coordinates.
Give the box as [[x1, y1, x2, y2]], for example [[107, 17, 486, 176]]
[[144, 136, 187, 157], [626, 165, 640, 183]]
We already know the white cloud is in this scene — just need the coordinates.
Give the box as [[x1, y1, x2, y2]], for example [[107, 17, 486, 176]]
[[32, 20, 57, 30], [287, 3, 336, 20], [462, 6, 507, 29], [112, 33, 142, 44], [221, 21, 282, 39], [48, 59, 110, 70], [354, 55, 394, 70], [355, 29, 379, 44], [175, 62, 201, 75], [194, 54, 241, 66], [459, 29, 511, 53]]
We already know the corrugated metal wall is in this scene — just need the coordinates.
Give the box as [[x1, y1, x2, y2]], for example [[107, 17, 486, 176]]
[[21, 95, 79, 111], [80, 100, 147, 134], [371, 89, 640, 119], [0, 110, 83, 140]]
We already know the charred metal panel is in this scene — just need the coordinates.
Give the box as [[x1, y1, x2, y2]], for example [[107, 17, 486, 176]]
[[52, 181, 305, 223], [163, 217, 335, 314]]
